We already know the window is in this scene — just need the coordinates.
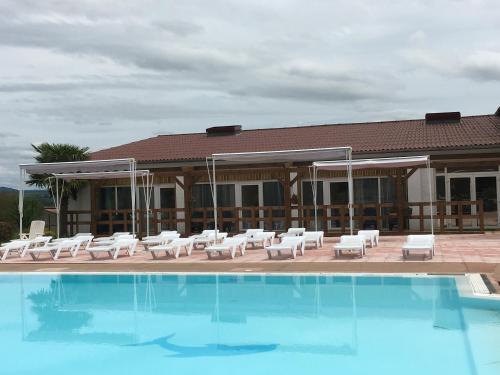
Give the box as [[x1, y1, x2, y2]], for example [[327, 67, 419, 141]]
[[436, 176, 445, 201], [329, 182, 349, 228], [97, 186, 132, 234], [159, 187, 176, 230], [263, 181, 285, 230], [302, 181, 323, 205], [302, 181, 323, 229], [191, 184, 235, 232], [354, 178, 378, 203]]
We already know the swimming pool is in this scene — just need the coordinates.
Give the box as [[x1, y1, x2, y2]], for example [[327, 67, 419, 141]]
[[1, 274, 499, 375]]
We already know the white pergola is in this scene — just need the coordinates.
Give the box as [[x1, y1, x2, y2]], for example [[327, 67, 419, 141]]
[[207, 147, 353, 238], [312, 155, 434, 234], [18, 158, 153, 238]]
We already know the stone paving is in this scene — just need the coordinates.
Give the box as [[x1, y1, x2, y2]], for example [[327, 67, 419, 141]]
[[1, 233, 499, 276]]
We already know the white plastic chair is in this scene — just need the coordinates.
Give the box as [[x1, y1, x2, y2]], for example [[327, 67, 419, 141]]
[[20, 221, 45, 239]]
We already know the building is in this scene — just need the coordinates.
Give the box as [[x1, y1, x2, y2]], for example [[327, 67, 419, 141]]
[[68, 108, 500, 236]]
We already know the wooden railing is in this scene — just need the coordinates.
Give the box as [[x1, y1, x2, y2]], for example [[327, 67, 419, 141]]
[[65, 200, 486, 237]]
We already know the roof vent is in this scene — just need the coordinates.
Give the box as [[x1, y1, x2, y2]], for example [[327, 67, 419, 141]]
[[495, 106, 500, 116], [425, 111, 461, 124], [206, 125, 242, 136]]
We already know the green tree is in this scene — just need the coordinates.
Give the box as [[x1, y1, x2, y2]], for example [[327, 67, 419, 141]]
[[27, 143, 90, 237]]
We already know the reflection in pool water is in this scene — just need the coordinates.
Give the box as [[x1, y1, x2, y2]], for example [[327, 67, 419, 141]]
[[1, 274, 499, 375]]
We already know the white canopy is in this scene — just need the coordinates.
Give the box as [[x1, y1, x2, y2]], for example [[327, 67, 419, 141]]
[[18, 158, 145, 238], [313, 155, 433, 234], [20, 158, 134, 174], [208, 147, 352, 238], [313, 156, 429, 171], [213, 147, 352, 163], [53, 170, 151, 181]]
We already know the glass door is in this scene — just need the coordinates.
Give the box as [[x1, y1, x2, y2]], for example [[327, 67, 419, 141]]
[[241, 184, 259, 230], [450, 177, 471, 227], [302, 181, 323, 230], [159, 187, 176, 231], [329, 181, 349, 230], [475, 176, 497, 226], [263, 181, 285, 230]]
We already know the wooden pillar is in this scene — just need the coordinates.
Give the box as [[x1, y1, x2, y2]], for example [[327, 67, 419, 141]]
[[283, 165, 292, 229], [90, 181, 98, 235], [183, 168, 193, 236], [396, 169, 404, 234]]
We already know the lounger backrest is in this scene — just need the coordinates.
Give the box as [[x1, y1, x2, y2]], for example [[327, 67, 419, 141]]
[[287, 228, 306, 236], [28, 221, 45, 239], [160, 232, 180, 239], [74, 233, 92, 238], [115, 234, 134, 241], [160, 230, 178, 236], [407, 235, 434, 245], [113, 232, 130, 238], [245, 229, 264, 237], [304, 231, 323, 239], [281, 236, 304, 245], [340, 235, 364, 245]]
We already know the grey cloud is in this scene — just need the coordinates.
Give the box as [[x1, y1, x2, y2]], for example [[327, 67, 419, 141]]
[[0, 0, 499, 187]]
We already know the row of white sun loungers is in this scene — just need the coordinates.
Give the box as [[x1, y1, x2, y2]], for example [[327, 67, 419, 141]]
[[0, 227, 435, 261]]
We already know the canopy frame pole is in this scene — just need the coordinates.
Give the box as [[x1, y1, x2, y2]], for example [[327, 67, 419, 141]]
[[312, 166, 318, 232], [56, 177, 60, 238], [130, 159, 136, 237], [212, 157, 218, 241], [427, 158, 434, 238], [348, 149, 354, 235], [18, 168, 25, 237]]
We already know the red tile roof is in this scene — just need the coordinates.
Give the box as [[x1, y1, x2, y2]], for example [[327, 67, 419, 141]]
[[91, 114, 500, 163]]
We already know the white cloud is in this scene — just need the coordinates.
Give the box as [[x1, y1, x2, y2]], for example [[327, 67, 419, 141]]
[[0, 0, 499, 186]]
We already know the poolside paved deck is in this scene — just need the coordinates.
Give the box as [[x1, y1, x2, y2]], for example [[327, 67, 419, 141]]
[[1, 233, 499, 276]]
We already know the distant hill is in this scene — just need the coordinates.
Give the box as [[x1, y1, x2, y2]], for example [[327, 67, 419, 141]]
[[0, 187, 52, 206], [0, 187, 17, 193]]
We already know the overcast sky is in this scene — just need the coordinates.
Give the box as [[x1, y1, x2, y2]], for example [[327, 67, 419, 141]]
[[1, 0, 499, 187]]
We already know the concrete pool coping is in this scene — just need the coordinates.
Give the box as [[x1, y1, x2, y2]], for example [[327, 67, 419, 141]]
[[1, 260, 497, 274]]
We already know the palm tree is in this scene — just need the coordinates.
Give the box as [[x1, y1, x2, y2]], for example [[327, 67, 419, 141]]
[[27, 143, 90, 237]]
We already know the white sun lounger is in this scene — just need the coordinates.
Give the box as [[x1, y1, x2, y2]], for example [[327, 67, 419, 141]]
[[19, 220, 45, 240], [333, 235, 365, 258], [205, 237, 247, 259], [357, 230, 379, 247], [235, 229, 275, 248], [190, 230, 228, 249], [93, 232, 131, 243], [303, 231, 324, 249], [0, 236, 53, 260], [265, 236, 305, 259], [87, 236, 138, 259], [27, 239, 80, 260], [148, 238, 195, 259], [0, 240, 31, 261], [402, 235, 435, 259], [142, 231, 180, 250], [52, 234, 94, 256], [278, 228, 306, 240]]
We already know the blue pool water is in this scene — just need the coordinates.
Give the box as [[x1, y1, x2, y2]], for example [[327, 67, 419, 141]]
[[1, 274, 499, 375]]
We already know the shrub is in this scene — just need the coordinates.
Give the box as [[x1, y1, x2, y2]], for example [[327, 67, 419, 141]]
[[0, 221, 13, 242]]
